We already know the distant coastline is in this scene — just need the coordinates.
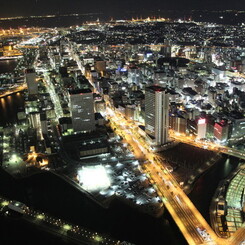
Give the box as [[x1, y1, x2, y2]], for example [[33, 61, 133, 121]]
[[0, 10, 244, 29]]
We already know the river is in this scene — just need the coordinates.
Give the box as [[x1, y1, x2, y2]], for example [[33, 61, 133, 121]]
[[188, 155, 240, 223], [0, 92, 25, 127], [0, 60, 24, 127], [0, 90, 187, 245], [0, 61, 241, 244], [0, 90, 241, 244]]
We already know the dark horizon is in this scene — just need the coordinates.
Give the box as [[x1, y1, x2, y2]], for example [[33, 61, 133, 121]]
[[0, 0, 245, 18]]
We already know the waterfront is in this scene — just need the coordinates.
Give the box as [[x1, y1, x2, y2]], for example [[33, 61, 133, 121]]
[[0, 10, 244, 29], [188, 156, 241, 223], [0, 168, 187, 245], [0, 60, 24, 127], [0, 7, 245, 245], [0, 77, 188, 244], [0, 92, 25, 127], [0, 58, 242, 245], [0, 86, 243, 244]]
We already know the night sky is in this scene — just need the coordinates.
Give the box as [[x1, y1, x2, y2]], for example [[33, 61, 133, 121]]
[[0, 0, 244, 17]]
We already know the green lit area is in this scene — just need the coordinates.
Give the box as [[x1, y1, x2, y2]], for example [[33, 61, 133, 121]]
[[3, 138, 10, 153], [36, 214, 45, 220], [8, 154, 23, 166], [1, 201, 9, 206], [94, 235, 103, 242], [62, 129, 74, 136], [25, 100, 39, 113], [63, 224, 72, 230]]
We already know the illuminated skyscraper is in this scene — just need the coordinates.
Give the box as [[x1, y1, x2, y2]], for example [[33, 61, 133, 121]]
[[214, 120, 229, 143], [69, 89, 95, 133], [145, 85, 169, 146], [197, 118, 207, 139], [25, 68, 38, 95], [160, 39, 171, 58]]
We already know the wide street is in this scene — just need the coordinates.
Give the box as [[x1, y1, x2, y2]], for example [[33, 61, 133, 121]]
[[169, 131, 245, 161], [106, 103, 244, 245]]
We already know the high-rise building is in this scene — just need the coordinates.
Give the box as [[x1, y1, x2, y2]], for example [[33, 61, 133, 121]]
[[160, 40, 171, 58], [40, 112, 48, 136], [214, 120, 229, 143], [25, 68, 38, 95], [169, 115, 187, 134], [69, 89, 95, 133], [230, 118, 245, 139], [187, 119, 197, 137], [145, 85, 169, 146], [197, 118, 207, 139], [29, 112, 41, 129]]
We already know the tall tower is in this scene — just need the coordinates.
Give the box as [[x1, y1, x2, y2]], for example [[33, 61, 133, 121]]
[[160, 39, 171, 58], [69, 89, 95, 133], [25, 68, 38, 95], [145, 85, 169, 145]]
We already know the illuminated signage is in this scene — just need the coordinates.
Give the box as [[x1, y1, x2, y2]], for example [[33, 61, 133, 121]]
[[198, 119, 206, 125]]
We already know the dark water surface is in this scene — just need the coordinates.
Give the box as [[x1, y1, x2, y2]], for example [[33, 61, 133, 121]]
[[188, 156, 240, 223], [0, 169, 187, 245], [0, 92, 25, 127]]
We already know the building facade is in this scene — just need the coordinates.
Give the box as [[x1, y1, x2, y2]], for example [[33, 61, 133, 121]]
[[145, 85, 169, 145], [25, 68, 38, 95], [69, 89, 95, 133]]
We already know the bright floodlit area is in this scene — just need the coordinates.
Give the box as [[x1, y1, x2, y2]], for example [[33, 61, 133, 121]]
[[77, 165, 111, 192]]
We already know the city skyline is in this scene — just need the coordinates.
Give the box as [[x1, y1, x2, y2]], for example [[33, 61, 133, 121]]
[[0, 10, 244, 245]]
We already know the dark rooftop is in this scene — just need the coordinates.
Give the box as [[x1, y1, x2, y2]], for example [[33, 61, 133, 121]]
[[25, 68, 35, 73], [59, 117, 72, 125], [146, 85, 167, 92], [69, 88, 92, 95]]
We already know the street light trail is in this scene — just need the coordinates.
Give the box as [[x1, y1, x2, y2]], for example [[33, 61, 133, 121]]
[[104, 100, 244, 245]]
